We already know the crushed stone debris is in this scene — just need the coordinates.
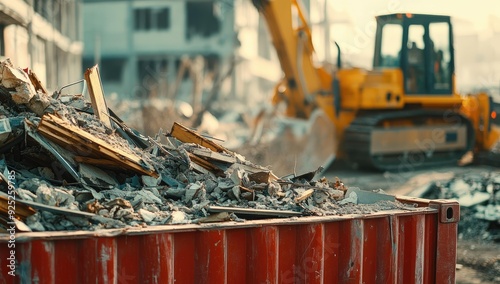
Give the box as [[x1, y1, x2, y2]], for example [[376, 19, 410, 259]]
[[0, 59, 417, 232], [416, 172, 500, 242]]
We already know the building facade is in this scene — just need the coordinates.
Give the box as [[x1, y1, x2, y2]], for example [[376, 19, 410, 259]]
[[83, 0, 241, 101], [0, 0, 83, 91], [82, 0, 345, 111]]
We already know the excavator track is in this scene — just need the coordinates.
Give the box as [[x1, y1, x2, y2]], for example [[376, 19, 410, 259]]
[[343, 109, 475, 171]]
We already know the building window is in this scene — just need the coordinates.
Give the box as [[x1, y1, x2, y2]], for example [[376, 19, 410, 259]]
[[101, 58, 126, 82], [134, 8, 170, 31], [82, 57, 126, 83], [186, 1, 221, 40], [157, 8, 170, 29]]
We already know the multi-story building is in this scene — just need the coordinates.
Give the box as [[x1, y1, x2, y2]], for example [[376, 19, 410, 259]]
[[83, 0, 240, 102], [0, 0, 83, 91], [82, 0, 344, 110]]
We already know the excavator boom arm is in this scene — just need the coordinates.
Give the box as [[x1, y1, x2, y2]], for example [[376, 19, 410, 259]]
[[252, 0, 332, 119]]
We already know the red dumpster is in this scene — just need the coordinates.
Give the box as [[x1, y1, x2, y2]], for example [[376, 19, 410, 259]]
[[0, 197, 459, 283]]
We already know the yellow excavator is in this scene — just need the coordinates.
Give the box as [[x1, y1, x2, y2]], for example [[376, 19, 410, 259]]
[[249, 0, 500, 174]]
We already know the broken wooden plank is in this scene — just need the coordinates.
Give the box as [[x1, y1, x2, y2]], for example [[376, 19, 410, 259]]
[[26, 124, 80, 181], [84, 65, 113, 129], [294, 189, 314, 202], [0, 193, 37, 220], [37, 114, 158, 177], [24, 68, 49, 95], [187, 153, 224, 176], [0, 216, 32, 232], [248, 171, 278, 184], [14, 197, 97, 218], [74, 156, 122, 168], [207, 205, 302, 218], [170, 122, 227, 153]]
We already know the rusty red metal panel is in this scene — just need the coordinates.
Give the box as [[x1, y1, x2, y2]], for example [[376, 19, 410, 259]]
[[323, 222, 340, 283], [226, 229, 247, 283], [0, 242, 15, 284], [277, 225, 297, 283], [338, 219, 363, 283], [423, 214, 437, 284], [247, 226, 278, 283], [0, 201, 460, 283], [116, 235, 141, 283], [431, 200, 460, 284], [195, 230, 226, 284], [31, 240, 55, 282], [361, 217, 397, 284], [54, 239, 80, 283], [80, 238, 116, 283], [296, 223, 325, 284], [141, 233, 172, 283], [397, 214, 426, 283], [362, 218, 378, 282], [173, 232, 195, 283]]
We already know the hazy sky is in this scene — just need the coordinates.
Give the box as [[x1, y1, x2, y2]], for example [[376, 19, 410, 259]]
[[313, 0, 500, 68], [334, 0, 499, 34]]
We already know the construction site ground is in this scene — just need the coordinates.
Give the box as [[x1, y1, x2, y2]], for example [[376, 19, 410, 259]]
[[324, 162, 500, 283]]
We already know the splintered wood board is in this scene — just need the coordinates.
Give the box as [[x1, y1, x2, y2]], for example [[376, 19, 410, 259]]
[[170, 122, 227, 153], [84, 65, 113, 129], [26, 69, 49, 95], [38, 114, 158, 177], [0, 194, 37, 219], [188, 153, 224, 176]]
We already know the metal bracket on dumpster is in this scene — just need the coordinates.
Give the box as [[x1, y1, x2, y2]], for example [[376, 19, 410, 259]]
[[430, 199, 460, 223]]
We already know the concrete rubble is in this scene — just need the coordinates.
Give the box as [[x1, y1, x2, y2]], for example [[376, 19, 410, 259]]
[[413, 172, 500, 241], [0, 60, 416, 232]]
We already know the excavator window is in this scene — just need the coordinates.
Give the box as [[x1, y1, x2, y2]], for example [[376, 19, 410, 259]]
[[379, 24, 402, 67], [429, 22, 451, 91], [407, 24, 425, 93], [374, 14, 454, 95]]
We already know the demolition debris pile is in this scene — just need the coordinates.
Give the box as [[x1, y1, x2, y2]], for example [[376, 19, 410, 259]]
[[415, 172, 500, 241], [0, 60, 415, 232]]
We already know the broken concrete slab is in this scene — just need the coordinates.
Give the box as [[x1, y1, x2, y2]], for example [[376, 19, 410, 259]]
[[0, 60, 36, 104], [138, 208, 156, 223], [345, 187, 395, 204], [458, 191, 491, 207], [339, 191, 358, 205], [169, 211, 187, 224], [475, 204, 500, 221], [79, 163, 118, 188]]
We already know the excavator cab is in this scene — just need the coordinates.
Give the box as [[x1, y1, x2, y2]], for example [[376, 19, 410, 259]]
[[373, 14, 454, 95]]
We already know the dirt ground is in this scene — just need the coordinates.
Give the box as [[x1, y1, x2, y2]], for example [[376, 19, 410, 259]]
[[324, 162, 500, 283]]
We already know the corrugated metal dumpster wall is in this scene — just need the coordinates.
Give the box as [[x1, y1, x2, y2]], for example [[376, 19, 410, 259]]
[[0, 198, 459, 284]]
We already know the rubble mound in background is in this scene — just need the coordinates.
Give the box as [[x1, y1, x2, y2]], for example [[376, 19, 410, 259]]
[[416, 172, 500, 242], [0, 60, 415, 232]]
